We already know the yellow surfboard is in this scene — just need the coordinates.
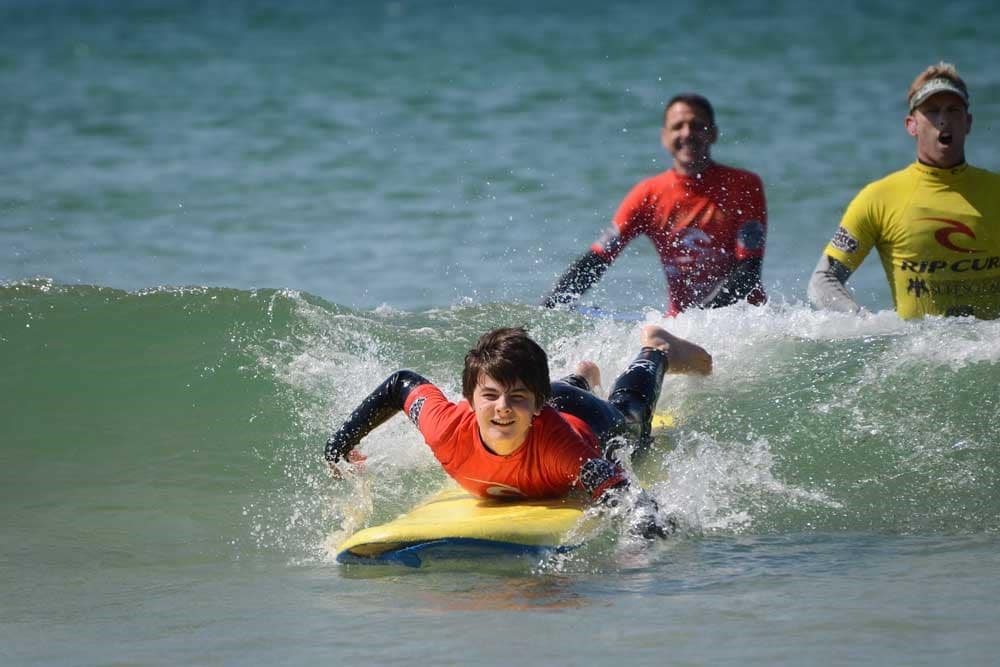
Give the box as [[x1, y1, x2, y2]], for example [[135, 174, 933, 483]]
[[651, 412, 675, 430], [335, 486, 590, 567]]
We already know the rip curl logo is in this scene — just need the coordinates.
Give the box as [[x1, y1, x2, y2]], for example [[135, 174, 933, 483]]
[[830, 226, 859, 254], [665, 228, 715, 268], [464, 478, 525, 498], [407, 397, 425, 426], [678, 228, 712, 251], [918, 217, 982, 254]]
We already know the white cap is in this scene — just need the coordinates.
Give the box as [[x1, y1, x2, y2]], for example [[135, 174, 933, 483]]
[[908, 77, 969, 112]]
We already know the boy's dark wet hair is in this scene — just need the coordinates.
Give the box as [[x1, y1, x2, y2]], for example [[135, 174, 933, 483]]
[[462, 327, 551, 407]]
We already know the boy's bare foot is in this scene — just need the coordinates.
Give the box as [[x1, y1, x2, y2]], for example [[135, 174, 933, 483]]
[[574, 360, 602, 390], [641, 324, 712, 375]]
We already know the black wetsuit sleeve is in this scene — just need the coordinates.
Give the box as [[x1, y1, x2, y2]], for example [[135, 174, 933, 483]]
[[578, 458, 626, 497], [540, 250, 612, 308], [697, 257, 764, 309], [323, 370, 430, 463]]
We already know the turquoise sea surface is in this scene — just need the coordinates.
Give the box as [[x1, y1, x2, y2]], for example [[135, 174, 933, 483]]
[[3, 2, 1000, 665]]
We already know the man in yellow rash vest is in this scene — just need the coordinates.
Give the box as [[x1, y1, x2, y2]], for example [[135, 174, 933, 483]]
[[808, 63, 1000, 319]]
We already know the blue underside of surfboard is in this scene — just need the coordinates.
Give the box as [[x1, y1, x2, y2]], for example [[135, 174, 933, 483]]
[[336, 538, 576, 568], [574, 305, 647, 322]]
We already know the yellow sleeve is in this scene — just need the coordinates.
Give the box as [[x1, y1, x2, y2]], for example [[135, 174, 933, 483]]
[[823, 185, 882, 272]]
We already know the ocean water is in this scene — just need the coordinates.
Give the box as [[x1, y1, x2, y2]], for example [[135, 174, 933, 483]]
[[3, 1, 1000, 665]]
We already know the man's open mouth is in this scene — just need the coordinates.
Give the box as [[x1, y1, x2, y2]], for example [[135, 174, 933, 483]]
[[939, 132, 954, 146]]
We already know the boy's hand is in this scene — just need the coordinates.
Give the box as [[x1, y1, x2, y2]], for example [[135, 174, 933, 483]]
[[327, 449, 368, 480], [631, 513, 678, 539], [628, 490, 678, 540]]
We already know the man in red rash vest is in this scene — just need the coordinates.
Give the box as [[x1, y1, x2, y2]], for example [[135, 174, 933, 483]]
[[542, 93, 768, 317], [325, 325, 712, 539]]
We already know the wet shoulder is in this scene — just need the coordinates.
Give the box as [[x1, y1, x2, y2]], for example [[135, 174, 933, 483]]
[[967, 164, 1000, 187], [855, 165, 917, 201], [713, 163, 764, 184], [635, 169, 680, 191]]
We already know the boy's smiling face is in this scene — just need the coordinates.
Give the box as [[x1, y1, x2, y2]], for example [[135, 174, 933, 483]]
[[470, 373, 541, 456]]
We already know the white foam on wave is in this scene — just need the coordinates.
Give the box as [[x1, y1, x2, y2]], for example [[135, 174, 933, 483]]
[[544, 301, 999, 534], [647, 431, 843, 534], [249, 294, 454, 560], [256, 296, 1000, 556], [593, 302, 997, 392], [882, 316, 1000, 370], [264, 295, 438, 469]]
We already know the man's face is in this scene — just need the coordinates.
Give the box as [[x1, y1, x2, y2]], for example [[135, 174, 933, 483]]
[[471, 374, 541, 456], [906, 91, 972, 169], [661, 101, 717, 176]]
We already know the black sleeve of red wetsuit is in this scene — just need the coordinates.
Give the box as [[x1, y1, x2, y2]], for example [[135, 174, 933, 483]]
[[697, 257, 763, 309], [323, 370, 430, 463], [578, 457, 625, 498], [540, 250, 612, 308]]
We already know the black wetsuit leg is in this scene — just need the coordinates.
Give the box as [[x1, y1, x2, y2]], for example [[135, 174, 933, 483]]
[[548, 376, 630, 462], [554, 373, 590, 392], [606, 347, 668, 461]]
